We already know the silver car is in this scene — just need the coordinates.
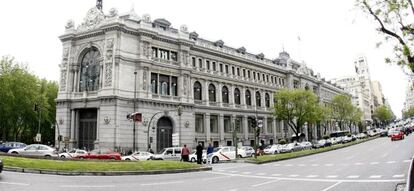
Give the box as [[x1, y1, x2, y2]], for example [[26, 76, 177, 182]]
[[8, 144, 58, 157]]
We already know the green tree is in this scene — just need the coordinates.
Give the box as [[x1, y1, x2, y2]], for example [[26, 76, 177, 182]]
[[350, 107, 364, 133], [331, 94, 354, 131], [0, 56, 58, 144], [403, 106, 414, 118], [373, 105, 393, 126], [317, 105, 333, 135], [273, 89, 321, 139], [356, 0, 414, 72]]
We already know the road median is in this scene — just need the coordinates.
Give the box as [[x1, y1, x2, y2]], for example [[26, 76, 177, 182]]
[[1, 156, 211, 176], [245, 136, 379, 164]]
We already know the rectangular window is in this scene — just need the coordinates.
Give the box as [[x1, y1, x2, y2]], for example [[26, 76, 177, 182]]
[[248, 70, 251, 78], [263, 74, 265, 81], [257, 73, 260, 80], [266, 75, 269, 82], [226, 141, 232, 146], [232, 66, 235, 75], [210, 115, 218, 133], [225, 65, 229, 74], [198, 58, 203, 68], [195, 114, 204, 133], [151, 73, 158, 94], [160, 49, 169, 60], [220, 63, 223, 72], [271, 76, 274, 83], [192, 57, 196, 67], [206, 60, 210, 70], [248, 117, 255, 133], [267, 118, 273, 133], [159, 74, 170, 95], [243, 69, 246, 77], [253, 72, 256, 80], [152, 47, 158, 58], [237, 68, 240, 76], [236, 117, 243, 133], [171, 76, 178, 96], [212, 62, 216, 71], [224, 116, 231, 133], [170, 51, 178, 61]]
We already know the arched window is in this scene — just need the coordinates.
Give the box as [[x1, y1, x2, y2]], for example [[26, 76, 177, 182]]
[[245, 90, 251, 106], [194, 81, 202, 100], [208, 84, 216, 102], [161, 82, 168, 95], [256, 91, 261, 107], [265, 93, 270, 108], [79, 48, 101, 91], [222, 86, 229, 103], [151, 80, 157, 93], [234, 88, 241, 105]]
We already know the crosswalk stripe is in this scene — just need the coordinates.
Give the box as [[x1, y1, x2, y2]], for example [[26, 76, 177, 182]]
[[306, 175, 318, 178], [370, 162, 379, 165], [289, 174, 299, 177], [346, 175, 359, 178], [393, 174, 404, 178], [271, 174, 282, 176], [369, 175, 382, 178], [326, 175, 338, 178]]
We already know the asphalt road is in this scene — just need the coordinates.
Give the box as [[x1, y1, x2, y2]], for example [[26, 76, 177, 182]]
[[1, 135, 413, 191]]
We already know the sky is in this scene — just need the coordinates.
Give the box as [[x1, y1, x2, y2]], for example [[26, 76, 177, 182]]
[[0, 0, 408, 117]]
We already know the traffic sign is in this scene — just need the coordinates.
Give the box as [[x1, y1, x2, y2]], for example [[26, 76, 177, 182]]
[[257, 120, 263, 128], [35, 133, 41, 142]]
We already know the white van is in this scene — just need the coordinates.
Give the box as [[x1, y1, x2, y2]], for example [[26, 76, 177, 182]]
[[152, 147, 183, 160]]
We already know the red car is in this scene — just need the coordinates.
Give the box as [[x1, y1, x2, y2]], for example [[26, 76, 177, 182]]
[[390, 130, 405, 141], [76, 148, 121, 160]]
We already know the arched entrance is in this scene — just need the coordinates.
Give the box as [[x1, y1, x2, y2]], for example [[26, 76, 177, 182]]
[[157, 117, 173, 152]]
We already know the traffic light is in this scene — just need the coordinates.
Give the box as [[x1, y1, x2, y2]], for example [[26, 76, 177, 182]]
[[256, 126, 260, 137], [250, 117, 256, 130]]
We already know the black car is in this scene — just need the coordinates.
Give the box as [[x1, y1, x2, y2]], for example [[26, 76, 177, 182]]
[[0, 159, 3, 173]]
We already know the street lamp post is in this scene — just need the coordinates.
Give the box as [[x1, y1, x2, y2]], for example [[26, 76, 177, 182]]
[[133, 71, 137, 152], [178, 104, 183, 146]]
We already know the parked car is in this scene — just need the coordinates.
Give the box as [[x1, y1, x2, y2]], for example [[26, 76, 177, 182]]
[[152, 147, 183, 161], [356, 133, 367, 139], [390, 130, 405, 141], [312, 139, 331, 149], [8, 144, 58, 157], [0, 142, 26, 153], [189, 150, 206, 163], [238, 146, 254, 158], [342, 136, 353, 143], [379, 129, 388, 137], [211, 146, 236, 163], [280, 143, 301, 153], [122, 151, 154, 161], [59, 149, 87, 158], [299, 141, 312, 150], [264, 144, 282, 154], [75, 148, 121, 160]]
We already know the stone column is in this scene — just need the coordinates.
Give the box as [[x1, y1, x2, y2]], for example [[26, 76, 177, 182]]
[[263, 116, 268, 134], [218, 83, 223, 107], [219, 114, 224, 144], [203, 80, 209, 105], [70, 110, 75, 144], [241, 87, 246, 109], [229, 84, 234, 107], [273, 117, 277, 141], [243, 115, 248, 143], [205, 113, 211, 143]]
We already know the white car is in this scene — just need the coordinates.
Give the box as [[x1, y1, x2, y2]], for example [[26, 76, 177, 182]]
[[189, 150, 207, 163], [122, 151, 154, 161], [299, 142, 312, 150], [264, 144, 282, 154], [8, 144, 58, 157], [211, 146, 236, 163], [152, 147, 183, 160], [59, 149, 87, 158], [237, 146, 254, 158]]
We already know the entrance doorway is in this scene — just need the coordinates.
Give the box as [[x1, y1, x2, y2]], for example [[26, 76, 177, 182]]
[[156, 117, 173, 152], [78, 109, 97, 151]]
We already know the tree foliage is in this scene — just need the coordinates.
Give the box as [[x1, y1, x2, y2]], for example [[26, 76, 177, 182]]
[[373, 105, 394, 124], [0, 56, 58, 144], [403, 106, 414, 118], [273, 89, 322, 139], [331, 94, 355, 130], [357, 0, 414, 72]]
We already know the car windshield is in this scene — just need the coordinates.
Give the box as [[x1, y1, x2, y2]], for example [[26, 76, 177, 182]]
[[265, 145, 272, 149], [158, 148, 167, 154], [213, 147, 221, 152]]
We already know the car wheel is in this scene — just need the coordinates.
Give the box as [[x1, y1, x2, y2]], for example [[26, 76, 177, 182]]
[[238, 155, 243, 158], [11, 151, 18, 154], [212, 156, 219, 164], [125, 158, 131, 161], [274, 151, 278, 155], [45, 155, 51, 158], [60, 155, 66, 158], [79, 157, 85, 160], [191, 158, 196, 162]]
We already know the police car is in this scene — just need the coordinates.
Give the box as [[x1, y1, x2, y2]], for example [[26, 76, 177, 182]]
[[211, 146, 236, 163]]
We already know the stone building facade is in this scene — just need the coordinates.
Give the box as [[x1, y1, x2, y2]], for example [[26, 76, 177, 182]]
[[56, 5, 346, 152]]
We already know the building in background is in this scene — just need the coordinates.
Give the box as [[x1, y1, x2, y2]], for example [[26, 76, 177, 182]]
[[402, 76, 414, 115], [55, 2, 347, 152]]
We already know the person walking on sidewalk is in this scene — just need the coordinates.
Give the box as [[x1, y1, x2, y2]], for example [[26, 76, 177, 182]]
[[181, 144, 190, 162], [207, 143, 214, 164], [196, 143, 203, 164]]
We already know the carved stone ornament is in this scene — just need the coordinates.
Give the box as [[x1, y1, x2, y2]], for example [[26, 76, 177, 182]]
[[185, 121, 190, 128], [143, 68, 147, 90], [77, 7, 105, 32], [60, 70, 67, 91], [63, 48, 69, 58], [65, 19, 75, 30], [183, 75, 188, 95], [108, 8, 118, 18], [104, 62, 112, 87], [141, 41, 150, 58], [104, 116, 111, 125], [142, 14, 151, 23], [180, 25, 188, 32]]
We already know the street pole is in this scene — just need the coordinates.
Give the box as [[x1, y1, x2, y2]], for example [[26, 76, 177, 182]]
[[232, 119, 238, 158], [178, 104, 182, 146], [133, 71, 137, 152]]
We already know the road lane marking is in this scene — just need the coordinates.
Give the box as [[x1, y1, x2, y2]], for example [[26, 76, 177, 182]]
[[209, 171, 405, 183], [321, 182, 342, 191], [311, 164, 319, 166], [0, 182, 30, 186], [242, 172, 251, 174], [346, 175, 359, 179], [61, 185, 115, 188], [229, 171, 238, 173], [393, 174, 405, 178], [354, 162, 363, 165], [306, 175, 318, 178], [370, 162, 379, 165], [289, 174, 299, 177], [403, 160, 411, 163], [256, 173, 266, 176], [369, 175, 382, 179], [386, 161, 396, 164], [251, 180, 280, 187], [326, 175, 338, 178], [141, 181, 184, 186], [285, 164, 293, 166], [228, 189, 238, 191], [273, 164, 280, 166], [203, 176, 232, 181], [271, 174, 282, 176], [325, 164, 333, 166]]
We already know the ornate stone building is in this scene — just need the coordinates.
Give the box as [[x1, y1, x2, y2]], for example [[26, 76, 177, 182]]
[[56, 4, 346, 152]]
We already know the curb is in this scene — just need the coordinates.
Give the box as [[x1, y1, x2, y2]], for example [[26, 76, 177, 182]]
[[245, 136, 380, 164], [3, 166, 212, 176]]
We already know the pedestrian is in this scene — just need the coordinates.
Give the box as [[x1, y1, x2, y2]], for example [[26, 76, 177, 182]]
[[207, 143, 214, 165], [196, 143, 203, 164], [181, 144, 190, 162]]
